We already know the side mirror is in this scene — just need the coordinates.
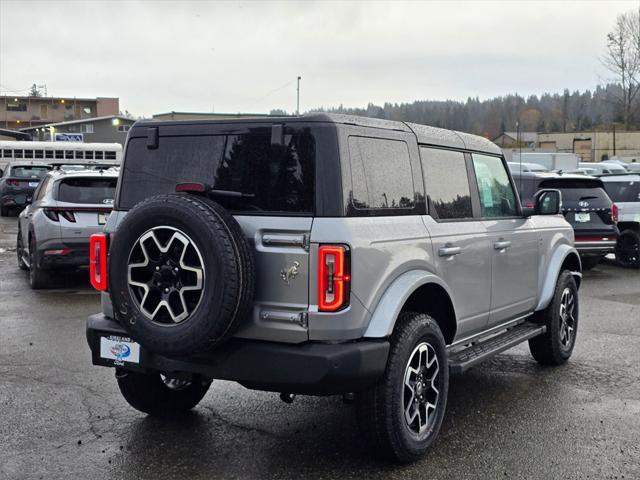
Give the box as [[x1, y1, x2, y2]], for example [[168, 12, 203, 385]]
[[532, 189, 562, 215]]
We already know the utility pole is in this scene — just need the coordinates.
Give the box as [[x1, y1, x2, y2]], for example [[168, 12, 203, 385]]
[[296, 76, 301, 116], [613, 123, 616, 157]]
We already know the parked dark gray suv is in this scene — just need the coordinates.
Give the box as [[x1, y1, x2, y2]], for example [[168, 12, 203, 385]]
[[86, 114, 581, 462]]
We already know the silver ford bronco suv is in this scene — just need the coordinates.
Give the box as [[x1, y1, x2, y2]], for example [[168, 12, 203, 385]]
[[86, 114, 581, 463]]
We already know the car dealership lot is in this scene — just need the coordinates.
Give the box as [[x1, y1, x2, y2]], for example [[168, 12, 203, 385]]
[[0, 214, 639, 480]]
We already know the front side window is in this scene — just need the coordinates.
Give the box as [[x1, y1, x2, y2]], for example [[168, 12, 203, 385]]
[[348, 136, 415, 212], [472, 154, 518, 218], [421, 147, 472, 219]]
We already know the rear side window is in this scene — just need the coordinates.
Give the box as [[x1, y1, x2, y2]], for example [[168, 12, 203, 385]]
[[57, 177, 117, 204], [348, 136, 415, 212], [421, 147, 473, 219], [472, 154, 518, 218], [603, 181, 640, 202], [119, 127, 316, 214]]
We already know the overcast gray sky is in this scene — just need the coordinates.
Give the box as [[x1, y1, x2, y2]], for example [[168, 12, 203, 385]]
[[0, 0, 637, 117]]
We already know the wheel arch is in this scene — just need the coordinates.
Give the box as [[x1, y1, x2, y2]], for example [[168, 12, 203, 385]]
[[363, 270, 457, 345], [536, 245, 582, 312]]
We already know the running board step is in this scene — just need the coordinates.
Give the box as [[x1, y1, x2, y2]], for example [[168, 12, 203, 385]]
[[448, 322, 546, 374]]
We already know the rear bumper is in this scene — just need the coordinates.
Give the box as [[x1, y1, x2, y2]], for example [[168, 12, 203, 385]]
[[86, 314, 390, 395], [1, 193, 31, 207], [38, 240, 89, 269], [574, 239, 617, 255]]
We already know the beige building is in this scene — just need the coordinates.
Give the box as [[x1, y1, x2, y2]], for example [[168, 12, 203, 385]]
[[1, 95, 119, 131], [537, 131, 640, 163]]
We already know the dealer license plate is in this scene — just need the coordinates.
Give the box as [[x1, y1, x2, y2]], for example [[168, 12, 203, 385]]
[[98, 212, 109, 225], [575, 212, 591, 223], [100, 335, 140, 365], [29, 181, 39, 187]]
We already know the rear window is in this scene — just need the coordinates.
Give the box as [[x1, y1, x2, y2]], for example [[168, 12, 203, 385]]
[[57, 177, 117, 204], [10, 166, 50, 179], [119, 127, 316, 214], [539, 179, 610, 205], [603, 181, 640, 202]]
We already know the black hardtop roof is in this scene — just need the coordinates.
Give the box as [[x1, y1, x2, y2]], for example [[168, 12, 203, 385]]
[[132, 112, 501, 155]]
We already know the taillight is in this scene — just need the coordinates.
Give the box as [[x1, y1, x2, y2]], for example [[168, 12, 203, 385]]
[[7, 179, 19, 187], [89, 233, 108, 291], [43, 208, 76, 222], [612, 203, 619, 223], [318, 245, 350, 312]]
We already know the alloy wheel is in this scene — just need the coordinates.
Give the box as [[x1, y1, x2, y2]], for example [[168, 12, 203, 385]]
[[402, 342, 440, 436], [559, 287, 576, 349], [127, 226, 205, 325]]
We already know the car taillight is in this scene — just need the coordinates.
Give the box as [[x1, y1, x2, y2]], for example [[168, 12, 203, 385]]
[[7, 179, 19, 187], [612, 203, 619, 223], [90, 233, 108, 291], [43, 208, 75, 222], [318, 245, 350, 312]]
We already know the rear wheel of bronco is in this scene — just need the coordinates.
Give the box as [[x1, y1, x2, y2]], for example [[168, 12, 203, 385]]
[[108, 194, 255, 356], [356, 312, 449, 463], [616, 229, 640, 269], [529, 270, 578, 366], [116, 370, 211, 417]]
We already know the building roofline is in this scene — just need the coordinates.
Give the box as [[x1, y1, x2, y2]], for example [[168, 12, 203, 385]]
[[1, 95, 118, 102], [18, 115, 133, 131]]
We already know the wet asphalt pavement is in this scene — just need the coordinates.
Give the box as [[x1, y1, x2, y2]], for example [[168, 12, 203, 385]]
[[0, 214, 639, 480]]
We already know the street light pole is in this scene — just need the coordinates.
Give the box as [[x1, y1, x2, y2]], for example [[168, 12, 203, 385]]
[[296, 76, 301, 116]]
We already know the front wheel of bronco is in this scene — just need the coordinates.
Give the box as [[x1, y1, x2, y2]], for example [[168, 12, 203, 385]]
[[529, 270, 579, 366], [355, 312, 449, 463], [116, 370, 211, 417]]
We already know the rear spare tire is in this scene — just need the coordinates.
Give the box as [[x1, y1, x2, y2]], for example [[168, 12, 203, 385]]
[[108, 194, 255, 356]]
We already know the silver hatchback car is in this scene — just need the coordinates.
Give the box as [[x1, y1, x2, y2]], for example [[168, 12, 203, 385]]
[[17, 167, 118, 288]]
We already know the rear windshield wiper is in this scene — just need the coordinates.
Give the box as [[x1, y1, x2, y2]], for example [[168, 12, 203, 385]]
[[579, 195, 599, 200], [175, 182, 255, 198]]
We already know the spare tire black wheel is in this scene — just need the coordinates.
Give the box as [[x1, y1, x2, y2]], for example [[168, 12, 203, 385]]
[[108, 194, 255, 356]]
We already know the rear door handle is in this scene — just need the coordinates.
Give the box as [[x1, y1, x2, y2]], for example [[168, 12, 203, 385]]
[[494, 240, 512, 250], [439, 246, 462, 257]]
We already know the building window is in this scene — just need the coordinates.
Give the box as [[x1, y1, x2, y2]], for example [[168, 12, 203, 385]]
[[7, 102, 27, 112], [117, 124, 131, 132], [80, 124, 94, 133], [83, 106, 92, 114]]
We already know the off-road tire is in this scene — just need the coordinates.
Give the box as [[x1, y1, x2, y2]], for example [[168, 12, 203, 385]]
[[108, 193, 255, 356], [580, 256, 601, 271], [16, 230, 28, 271], [355, 312, 449, 463], [116, 370, 211, 417], [615, 229, 640, 269], [28, 236, 50, 289], [529, 270, 578, 366]]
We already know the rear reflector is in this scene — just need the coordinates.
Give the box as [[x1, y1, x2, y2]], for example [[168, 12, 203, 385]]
[[176, 182, 206, 193], [318, 245, 350, 312], [89, 233, 108, 291], [44, 249, 71, 256]]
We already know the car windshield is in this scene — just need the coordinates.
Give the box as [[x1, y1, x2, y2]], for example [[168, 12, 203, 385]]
[[603, 180, 640, 202], [10, 166, 50, 179], [57, 177, 117, 204]]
